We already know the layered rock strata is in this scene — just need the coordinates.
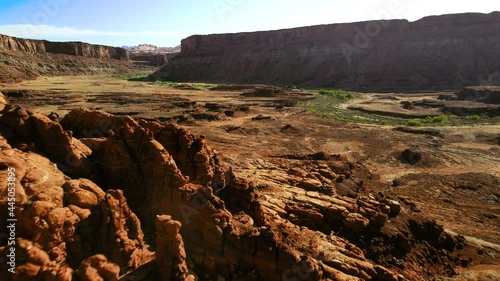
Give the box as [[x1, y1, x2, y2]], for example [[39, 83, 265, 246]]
[[154, 12, 500, 90]]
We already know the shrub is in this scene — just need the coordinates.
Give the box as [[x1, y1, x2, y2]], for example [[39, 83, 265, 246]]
[[336, 93, 347, 99], [346, 92, 358, 99], [318, 89, 335, 96], [285, 84, 298, 89], [317, 89, 358, 100], [407, 120, 422, 126], [468, 115, 481, 121], [432, 115, 448, 123]]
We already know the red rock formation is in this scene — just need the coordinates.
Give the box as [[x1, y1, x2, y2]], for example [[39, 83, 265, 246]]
[[154, 12, 500, 91], [0, 102, 479, 280], [76, 254, 120, 281], [0, 34, 138, 83], [90, 189, 152, 269], [155, 215, 193, 281], [0, 132, 152, 280], [0, 34, 129, 60], [0, 238, 73, 281], [58, 109, 402, 280], [0, 106, 92, 178]]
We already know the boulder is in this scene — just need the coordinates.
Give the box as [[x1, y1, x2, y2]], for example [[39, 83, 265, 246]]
[[382, 199, 402, 217], [63, 179, 106, 209], [344, 213, 370, 231]]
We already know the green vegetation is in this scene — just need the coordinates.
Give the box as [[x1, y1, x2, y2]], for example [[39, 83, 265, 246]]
[[407, 120, 422, 126], [153, 80, 177, 86], [112, 72, 152, 81], [405, 114, 489, 126], [317, 89, 358, 100], [301, 92, 499, 127], [302, 90, 400, 126], [113, 72, 216, 89], [285, 84, 298, 89], [425, 115, 448, 124], [153, 81, 217, 90], [113, 73, 217, 90]]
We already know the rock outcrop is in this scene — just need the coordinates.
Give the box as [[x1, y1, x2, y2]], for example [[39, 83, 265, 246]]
[[130, 54, 169, 67], [0, 106, 92, 178], [153, 12, 500, 91], [155, 215, 193, 281], [57, 108, 471, 280], [0, 98, 481, 280], [0, 133, 152, 280], [456, 86, 500, 104]]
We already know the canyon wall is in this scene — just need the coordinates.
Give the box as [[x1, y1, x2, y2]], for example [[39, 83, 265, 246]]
[[153, 12, 500, 91], [0, 34, 129, 60], [0, 34, 141, 83]]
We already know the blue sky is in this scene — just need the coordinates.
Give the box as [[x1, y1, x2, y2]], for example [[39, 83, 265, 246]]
[[0, 0, 498, 47]]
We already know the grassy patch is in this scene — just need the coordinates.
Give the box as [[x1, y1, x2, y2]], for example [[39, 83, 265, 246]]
[[112, 72, 153, 81], [153, 80, 177, 86], [153, 80, 217, 90], [113, 73, 218, 90], [301, 92, 402, 126], [301, 93, 499, 127]]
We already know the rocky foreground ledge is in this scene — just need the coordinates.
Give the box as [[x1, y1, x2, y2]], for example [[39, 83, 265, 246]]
[[0, 92, 481, 280]]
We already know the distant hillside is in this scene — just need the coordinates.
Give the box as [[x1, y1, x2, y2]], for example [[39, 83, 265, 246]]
[[128, 44, 181, 67], [131, 44, 181, 54]]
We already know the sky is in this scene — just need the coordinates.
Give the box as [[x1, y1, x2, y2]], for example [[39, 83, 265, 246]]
[[0, 0, 498, 47]]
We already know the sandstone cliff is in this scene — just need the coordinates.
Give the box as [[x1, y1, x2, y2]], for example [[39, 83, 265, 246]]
[[0, 34, 138, 83], [130, 53, 169, 67], [153, 12, 500, 91], [0, 34, 129, 60]]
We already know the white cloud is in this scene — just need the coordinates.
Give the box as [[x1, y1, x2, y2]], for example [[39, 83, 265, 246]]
[[0, 24, 178, 40]]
